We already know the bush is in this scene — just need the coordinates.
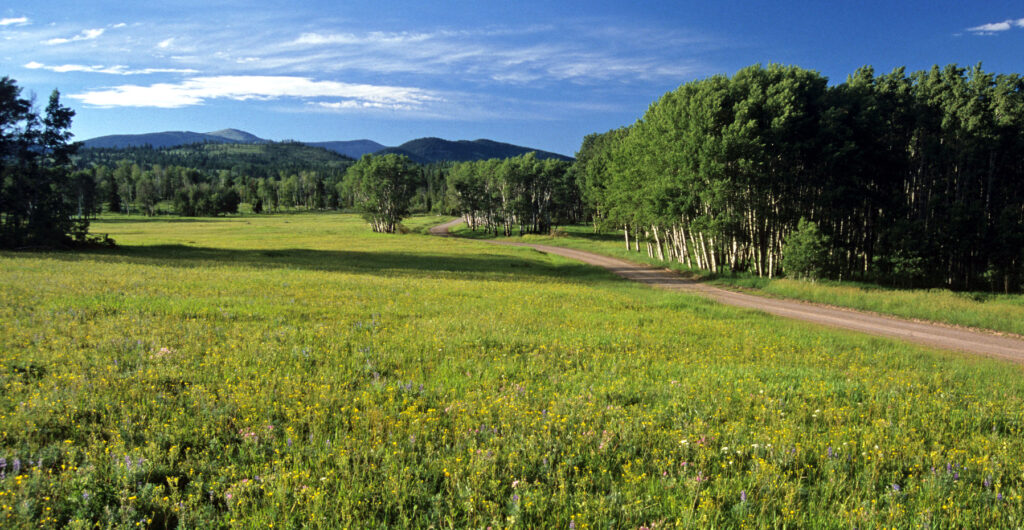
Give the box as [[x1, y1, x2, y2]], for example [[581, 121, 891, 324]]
[[782, 218, 829, 281]]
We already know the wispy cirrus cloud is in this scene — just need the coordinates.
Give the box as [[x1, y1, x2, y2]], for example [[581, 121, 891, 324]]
[[44, 27, 105, 45], [273, 26, 713, 85], [69, 75, 442, 110], [24, 61, 197, 76], [967, 17, 1024, 35], [0, 16, 29, 26]]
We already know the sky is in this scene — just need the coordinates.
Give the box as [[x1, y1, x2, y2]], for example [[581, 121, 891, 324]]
[[2, 1, 1023, 156]]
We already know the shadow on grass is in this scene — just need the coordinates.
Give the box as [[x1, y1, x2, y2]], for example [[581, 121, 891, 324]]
[[35, 244, 619, 285], [91, 217, 237, 224]]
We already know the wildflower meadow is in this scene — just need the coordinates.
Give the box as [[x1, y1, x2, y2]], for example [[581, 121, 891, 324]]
[[1, 213, 1022, 527]]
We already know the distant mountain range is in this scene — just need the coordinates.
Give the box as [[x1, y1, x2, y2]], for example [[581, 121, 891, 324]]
[[81, 129, 572, 162], [377, 137, 572, 163]]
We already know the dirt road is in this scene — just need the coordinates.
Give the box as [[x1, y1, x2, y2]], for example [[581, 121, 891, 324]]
[[431, 218, 1024, 364]]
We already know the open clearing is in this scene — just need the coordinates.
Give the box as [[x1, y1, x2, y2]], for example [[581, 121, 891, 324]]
[[1, 213, 1022, 527]]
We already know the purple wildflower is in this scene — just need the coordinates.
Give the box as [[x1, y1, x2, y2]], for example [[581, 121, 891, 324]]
[[740, 490, 747, 502], [569, 520, 576, 530], [827, 446, 833, 458], [997, 493, 1004, 501], [953, 472, 959, 481], [0, 457, 5, 471], [891, 484, 901, 492], [984, 476, 992, 489], [512, 494, 519, 503], [287, 438, 293, 448], [125, 455, 132, 469], [12, 459, 20, 475]]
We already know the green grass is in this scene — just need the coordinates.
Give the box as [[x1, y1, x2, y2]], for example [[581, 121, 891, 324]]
[[1, 213, 1023, 527], [455, 222, 1024, 336]]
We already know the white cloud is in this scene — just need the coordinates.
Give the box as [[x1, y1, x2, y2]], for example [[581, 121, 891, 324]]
[[291, 31, 437, 47], [69, 75, 442, 110], [0, 16, 29, 26], [967, 18, 1024, 34], [314, 100, 413, 111], [24, 61, 198, 75], [44, 27, 105, 45], [157, 37, 174, 49], [274, 27, 706, 85]]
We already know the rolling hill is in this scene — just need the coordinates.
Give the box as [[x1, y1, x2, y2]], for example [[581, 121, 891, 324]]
[[376, 137, 573, 163], [81, 129, 572, 162], [74, 142, 355, 179], [82, 128, 266, 149]]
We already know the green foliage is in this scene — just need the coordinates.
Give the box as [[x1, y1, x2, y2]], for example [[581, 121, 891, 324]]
[[2, 213, 1023, 527], [0, 77, 95, 247], [446, 153, 578, 235], [782, 218, 829, 280], [343, 154, 420, 233], [74, 142, 355, 216], [575, 63, 1024, 291]]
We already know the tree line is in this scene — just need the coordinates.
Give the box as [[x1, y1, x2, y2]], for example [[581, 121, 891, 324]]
[[445, 153, 578, 235], [575, 63, 1024, 292]]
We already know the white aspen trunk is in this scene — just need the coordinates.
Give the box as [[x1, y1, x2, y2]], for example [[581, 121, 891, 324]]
[[707, 235, 718, 274], [634, 228, 640, 252], [690, 230, 703, 269], [679, 226, 692, 268], [652, 225, 665, 261], [624, 225, 630, 250], [699, 232, 711, 272], [646, 241, 654, 258]]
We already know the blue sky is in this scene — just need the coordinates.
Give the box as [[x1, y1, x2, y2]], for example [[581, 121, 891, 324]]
[[2, 1, 1022, 156]]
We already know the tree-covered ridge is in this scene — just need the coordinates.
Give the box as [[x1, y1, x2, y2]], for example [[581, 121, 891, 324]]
[[76, 142, 354, 179], [378, 137, 573, 164], [579, 63, 1024, 292]]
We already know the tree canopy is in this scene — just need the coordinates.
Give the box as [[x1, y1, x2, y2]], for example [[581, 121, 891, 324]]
[[343, 154, 421, 233], [576, 63, 1024, 291]]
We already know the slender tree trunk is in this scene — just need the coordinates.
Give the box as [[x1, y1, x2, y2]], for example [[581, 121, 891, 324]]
[[652, 225, 665, 261]]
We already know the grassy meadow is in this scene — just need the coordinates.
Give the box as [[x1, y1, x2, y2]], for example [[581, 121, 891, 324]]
[[1, 212, 1023, 528], [453, 223, 1024, 337]]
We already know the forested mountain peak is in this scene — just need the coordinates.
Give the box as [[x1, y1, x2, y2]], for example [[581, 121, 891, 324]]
[[82, 130, 236, 149], [205, 129, 265, 143], [377, 137, 573, 163], [81, 130, 570, 163]]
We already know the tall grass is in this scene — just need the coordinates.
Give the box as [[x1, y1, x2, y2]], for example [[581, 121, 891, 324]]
[[0, 213, 1021, 527]]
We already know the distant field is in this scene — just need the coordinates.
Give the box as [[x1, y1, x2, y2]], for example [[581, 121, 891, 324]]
[[1, 213, 1022, 527], [453, 223, 1024, 336]]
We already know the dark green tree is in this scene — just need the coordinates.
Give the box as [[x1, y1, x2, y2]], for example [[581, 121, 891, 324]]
[[0, 79, 87, 247], [782, 218, 830, 280]]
